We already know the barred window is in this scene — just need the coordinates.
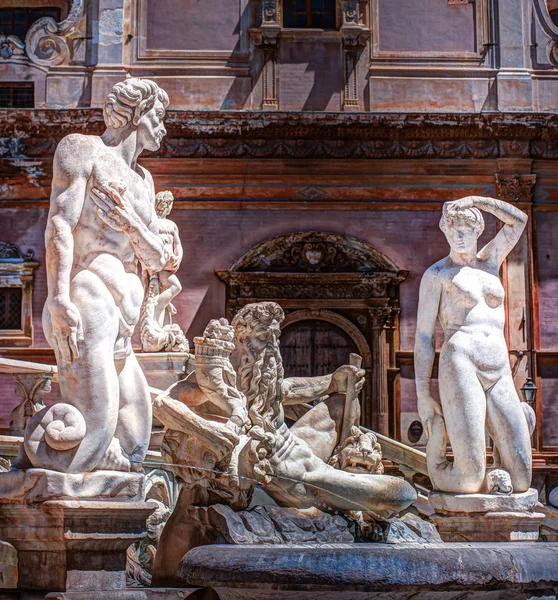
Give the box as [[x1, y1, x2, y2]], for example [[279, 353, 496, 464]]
[[0, 7, 60, 38], [0, 83, 34, 109], [0, 288, 22, 330], [283, 0, 336, 29]]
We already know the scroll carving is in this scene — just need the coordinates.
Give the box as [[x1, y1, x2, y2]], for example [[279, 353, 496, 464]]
[[24, 0, 84, 67]]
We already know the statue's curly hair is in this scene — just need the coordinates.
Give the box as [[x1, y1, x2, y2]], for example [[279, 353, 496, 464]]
[[103, 78, 169, 129], [231, 302, 285, 344], [440, 198, 485, 237]]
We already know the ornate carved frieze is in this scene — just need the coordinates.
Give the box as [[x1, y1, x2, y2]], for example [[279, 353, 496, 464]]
[[0, 0, 85, 67], [495, 174, 537, 203], [227, 232, 401, 273], [218, 233, 407, 302], [5, 111, 558, 161], [230, 277, 392, 300]]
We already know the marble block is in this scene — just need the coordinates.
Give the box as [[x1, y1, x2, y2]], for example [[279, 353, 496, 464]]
[[0, 468, 146, 504], [430, 511, 545, 542], [429, 488, 539, 515], [0, 500, 154, 591], [429, 489, 543, 542]]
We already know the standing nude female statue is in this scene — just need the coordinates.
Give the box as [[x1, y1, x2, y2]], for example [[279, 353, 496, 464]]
[[414, 196, 535, 495]]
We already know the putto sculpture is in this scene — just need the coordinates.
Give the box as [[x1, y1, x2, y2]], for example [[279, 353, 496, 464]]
[[17, 78, 172, 474], [140, 190, 188, 353], [414, 196, 535, 495], [152, 301, 416, 579]]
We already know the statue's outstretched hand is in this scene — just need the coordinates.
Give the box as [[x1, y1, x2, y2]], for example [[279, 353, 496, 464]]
[[330, 365, 366, 395], [418, 394, 443, 440], [47, 296, 84, 364], [91, 184, 137, 233]]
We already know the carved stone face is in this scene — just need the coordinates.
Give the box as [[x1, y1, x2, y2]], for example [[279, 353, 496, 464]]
[[242, 319, 281, 356], [443, 218, 479, 254], [137, 98, 167, 152]]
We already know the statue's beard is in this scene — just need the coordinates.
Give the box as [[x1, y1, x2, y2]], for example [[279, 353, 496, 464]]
[[237, 340, 284, 435]]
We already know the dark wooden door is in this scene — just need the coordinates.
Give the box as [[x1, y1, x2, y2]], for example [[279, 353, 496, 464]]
[[280, 319, 359, 378]]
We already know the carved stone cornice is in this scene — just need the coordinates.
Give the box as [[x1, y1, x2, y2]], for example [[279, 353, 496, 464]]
[[495, 174, 537, 203], [4, 111, 558, 160], [217, 272, 403, 300]]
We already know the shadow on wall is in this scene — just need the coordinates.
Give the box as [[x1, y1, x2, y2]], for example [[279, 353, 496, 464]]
[[221, 1, 259, 110]]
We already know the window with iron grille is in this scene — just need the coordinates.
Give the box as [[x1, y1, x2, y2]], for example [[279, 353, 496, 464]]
[[283, 0, 336, 29], [0, 288, 22, 330], [0, 83, 34, 108], [0, 7, 60, 39]]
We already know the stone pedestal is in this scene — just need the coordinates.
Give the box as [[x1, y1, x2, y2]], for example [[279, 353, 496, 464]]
[[429, 488, 544, 543], [0, 469, 146, 503], [0, 499, 154, 592], [0, 469, 154, 592]]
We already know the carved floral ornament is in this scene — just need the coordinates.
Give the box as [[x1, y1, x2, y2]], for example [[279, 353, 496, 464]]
[[0, 0, 84, 67], [495, 174, 536, 204]]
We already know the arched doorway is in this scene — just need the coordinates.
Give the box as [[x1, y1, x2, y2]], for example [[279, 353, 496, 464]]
[[217, 231, 407, 434]]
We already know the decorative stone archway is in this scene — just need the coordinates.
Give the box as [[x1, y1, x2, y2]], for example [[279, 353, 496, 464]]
[[217, 232, 407, 434]]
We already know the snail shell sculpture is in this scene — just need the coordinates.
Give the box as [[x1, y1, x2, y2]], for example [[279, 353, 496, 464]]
[[24, 403, 87, 466]]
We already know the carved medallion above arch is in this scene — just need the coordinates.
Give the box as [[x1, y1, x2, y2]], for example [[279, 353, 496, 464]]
[[217, 231, 408, 434]]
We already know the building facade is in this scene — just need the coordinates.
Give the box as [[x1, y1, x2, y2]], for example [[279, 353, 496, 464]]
[[0, 0, 557, 493]]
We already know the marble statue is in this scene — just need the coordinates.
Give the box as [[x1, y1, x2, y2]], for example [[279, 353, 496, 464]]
[[152, 301, 416, 579], [414, 196, 536, 495], [140, 190, 188, 353], [18, 78, 172, 474], [154, 301, 415, 511]]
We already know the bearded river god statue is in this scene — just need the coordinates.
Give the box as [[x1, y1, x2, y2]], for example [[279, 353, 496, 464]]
[[415, 197, 536, 497], [152, 302, 417, 582]]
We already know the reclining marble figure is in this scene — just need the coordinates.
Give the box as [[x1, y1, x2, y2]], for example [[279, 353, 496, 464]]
[[16, 78, 171, 474], [152, 302, 416, 537], [414, 196, 536, 495]]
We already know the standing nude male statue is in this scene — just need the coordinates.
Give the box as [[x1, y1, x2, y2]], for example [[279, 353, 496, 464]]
[[415, 196, 535, 495], [20, 79, 171, 473]]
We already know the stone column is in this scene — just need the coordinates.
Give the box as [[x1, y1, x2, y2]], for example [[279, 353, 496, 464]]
[[496, 0, 533, 110], [369, 307, 391, 435], [340, 0, 369, 111], [253, 0, 281, 110]]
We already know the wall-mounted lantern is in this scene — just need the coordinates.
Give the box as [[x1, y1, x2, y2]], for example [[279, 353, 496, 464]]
[[521, 377, 538, 405]]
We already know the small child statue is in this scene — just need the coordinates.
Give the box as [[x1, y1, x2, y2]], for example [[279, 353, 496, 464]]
[[140, 190, 188, 353]]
